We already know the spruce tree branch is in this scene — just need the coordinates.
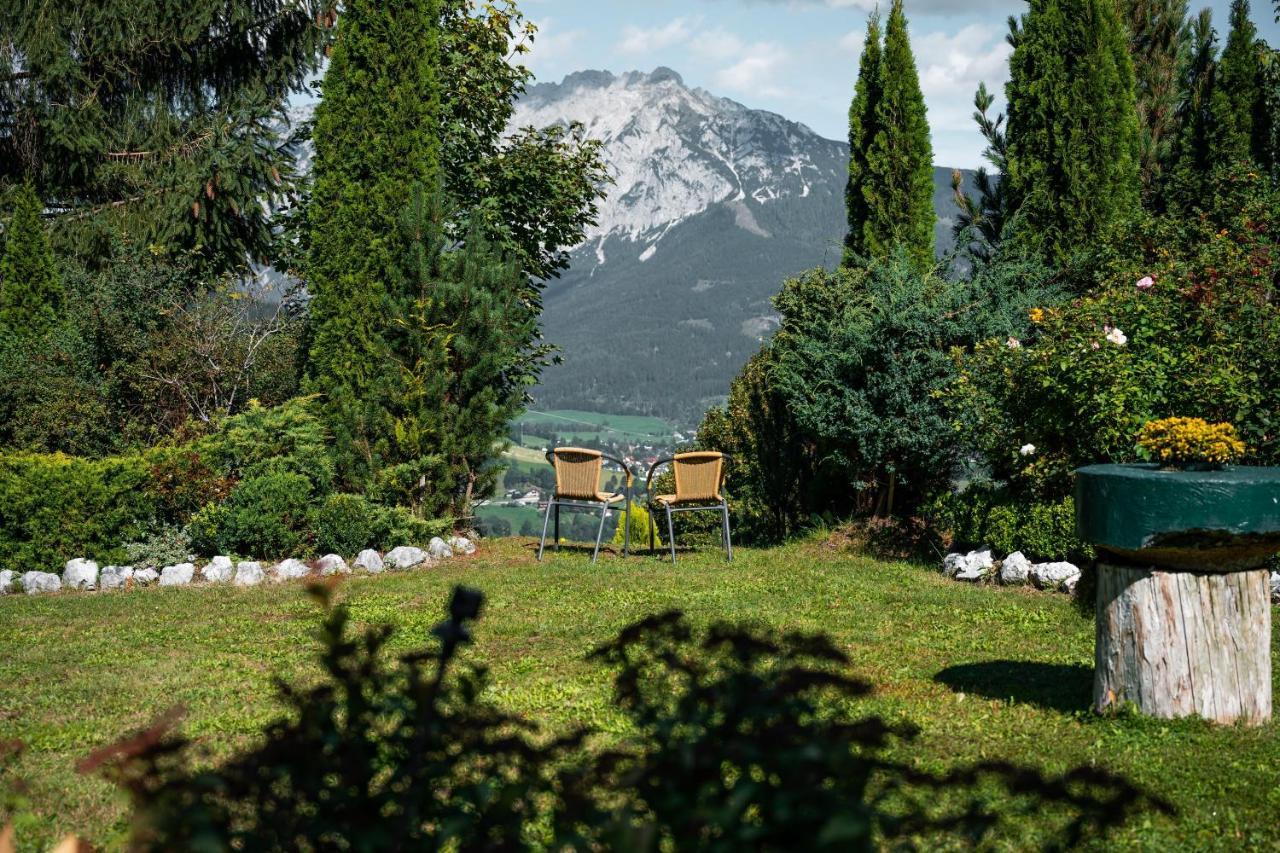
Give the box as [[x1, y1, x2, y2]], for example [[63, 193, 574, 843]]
[[52, 189, 166, 222]]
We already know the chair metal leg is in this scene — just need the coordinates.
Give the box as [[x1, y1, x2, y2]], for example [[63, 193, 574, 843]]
[[666, 504, 677, 565], [722, 502, 733, 562], [623, 497, 631, 557], [537, 499, 554, 561], [554, 503, 560, 552], [649, 504, 656, 555], [592, 502, 608, 563]]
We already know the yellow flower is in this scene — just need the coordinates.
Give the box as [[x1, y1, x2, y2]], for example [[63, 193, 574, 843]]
[[1137, 417, 1246, 466], [1029, 308, 1045, 324]]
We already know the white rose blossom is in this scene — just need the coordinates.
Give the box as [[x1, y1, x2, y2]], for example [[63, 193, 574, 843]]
[[1020, 443, 1036, 456], [1105, 326, 1128, 346]]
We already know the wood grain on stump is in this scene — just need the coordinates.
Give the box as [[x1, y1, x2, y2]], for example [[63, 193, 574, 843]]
[[1094, 563, 1272, 725]]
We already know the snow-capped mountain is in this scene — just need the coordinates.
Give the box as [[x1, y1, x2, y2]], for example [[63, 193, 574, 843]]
[[519, 68, 970, 423], [512, 68, 846, 270], [284, 69, 970, 424]]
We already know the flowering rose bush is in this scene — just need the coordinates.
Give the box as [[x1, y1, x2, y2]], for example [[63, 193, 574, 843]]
[[944, 173, 1280, 506]]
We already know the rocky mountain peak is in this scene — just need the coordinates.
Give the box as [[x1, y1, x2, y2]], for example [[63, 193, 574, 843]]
[[512, 68, 846, 263]]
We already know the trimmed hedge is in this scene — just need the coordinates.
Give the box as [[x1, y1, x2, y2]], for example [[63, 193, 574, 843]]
[[0, 398, 448, 571], [0, 453, 157, 570]]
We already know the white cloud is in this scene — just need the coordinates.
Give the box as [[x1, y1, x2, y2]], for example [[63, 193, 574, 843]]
[[525, 18, 586, 78], [617, 16, 699, 54], [838, 26, 868, 54], [692, 27, 749, 63], [713, 42, 790, 96], [913, 24, 1012, 132]]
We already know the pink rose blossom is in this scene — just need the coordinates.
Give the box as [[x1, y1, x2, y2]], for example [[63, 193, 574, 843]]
[[1136, 275, 1154, 290]]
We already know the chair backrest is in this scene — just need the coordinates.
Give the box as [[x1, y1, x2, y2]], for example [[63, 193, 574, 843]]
[[550, 447, 603, 500], [672, 452, 725, 502]]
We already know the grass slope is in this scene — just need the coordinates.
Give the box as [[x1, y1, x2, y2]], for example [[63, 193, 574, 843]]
[[2, 538, 1278, 848]]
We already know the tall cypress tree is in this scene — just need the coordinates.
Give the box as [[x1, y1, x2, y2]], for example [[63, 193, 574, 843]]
[[1165, 10, 1221, 206], [1004, 0, 1142, 264], [304, 0, 443, 491], [844, 13, 883, 266], [0, 182, 61, 336], [1211, 0, 1268, 166], [860, 0, 935, 272]]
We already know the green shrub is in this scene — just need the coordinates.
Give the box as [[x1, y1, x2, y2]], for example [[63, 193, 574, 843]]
[[948, 172, 1280, 502], [190, 472, 313, 559], [122, 525, 194, 570], [307, 493, 449, 555], [612, 502, 661, 548], [194, 397, 333, 494], [700, 250, 1060, 533], [926, 488, 1093, 563], [308, 494, 387, 555], [144, 446, 235, 524], [0, 453, 156, 569]]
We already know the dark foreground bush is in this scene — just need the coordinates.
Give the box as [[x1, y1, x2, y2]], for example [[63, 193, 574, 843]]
[[69, 586, 1167, 850]]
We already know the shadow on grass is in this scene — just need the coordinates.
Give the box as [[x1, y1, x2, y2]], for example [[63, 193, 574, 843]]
[[934, 660, 1093, 714]]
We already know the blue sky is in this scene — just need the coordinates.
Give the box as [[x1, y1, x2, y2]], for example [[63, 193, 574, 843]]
[[521, 0, 1280, 169]]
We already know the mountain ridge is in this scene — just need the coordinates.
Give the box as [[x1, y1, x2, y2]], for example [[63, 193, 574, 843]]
[[516, 68, 973, 425]]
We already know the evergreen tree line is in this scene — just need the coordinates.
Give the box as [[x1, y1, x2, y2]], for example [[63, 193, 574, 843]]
[[700, 0, 1280, 545], [957, 0, 1280, 259], [0, 0, 607, 525]]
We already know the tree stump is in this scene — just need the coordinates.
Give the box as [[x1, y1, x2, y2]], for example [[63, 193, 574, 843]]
[[1094, 562, 1272, 725]]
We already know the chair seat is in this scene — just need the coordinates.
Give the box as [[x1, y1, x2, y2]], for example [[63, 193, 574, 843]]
[[557, 491, 626, 504], [651, 494, 721, 506]]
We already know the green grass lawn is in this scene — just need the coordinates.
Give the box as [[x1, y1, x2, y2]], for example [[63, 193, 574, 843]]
[[2, 538, 1279, 849]]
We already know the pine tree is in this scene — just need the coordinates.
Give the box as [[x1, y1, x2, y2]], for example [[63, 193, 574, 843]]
[[0, 0, 333, 272], [844, 12, 883, 266], [374, 189, 543, 518], [0, 183, 61, 335], [1211, 0, 1268, 166], [861, 0, 936, 272], [304, 0, 444, 491], [1122, 0, 1190, 194], [952, 83, 1012, 261], [1004, 0, 1142, 263]]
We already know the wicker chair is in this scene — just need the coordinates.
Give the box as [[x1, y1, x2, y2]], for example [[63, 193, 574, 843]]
[[537, 447, 632, 563], [645, 451, 732, 564]]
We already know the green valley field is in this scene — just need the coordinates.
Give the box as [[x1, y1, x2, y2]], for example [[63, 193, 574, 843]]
[[2, 538, 1278, 849]]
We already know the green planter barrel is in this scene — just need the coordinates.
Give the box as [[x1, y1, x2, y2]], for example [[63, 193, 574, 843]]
[[1075, 464, 1280, 725]]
